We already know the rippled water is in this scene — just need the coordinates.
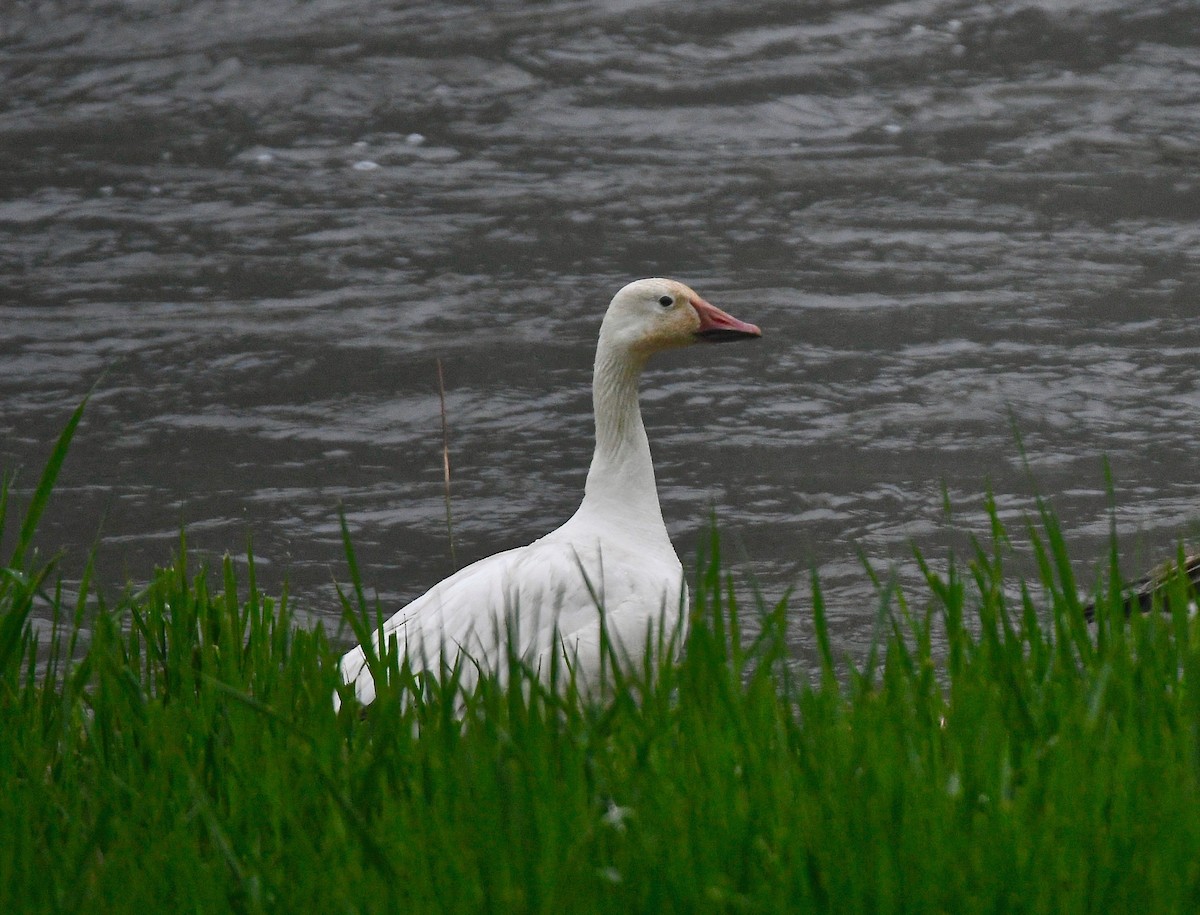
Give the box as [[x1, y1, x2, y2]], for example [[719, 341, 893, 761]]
[[2, 0, 1198, 661]]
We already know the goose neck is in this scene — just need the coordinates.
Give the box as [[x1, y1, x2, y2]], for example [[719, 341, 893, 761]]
[[579, 340, 665, 535]]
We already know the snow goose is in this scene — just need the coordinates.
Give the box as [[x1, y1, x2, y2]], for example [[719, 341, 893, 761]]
[[337, 278, 761, 707]]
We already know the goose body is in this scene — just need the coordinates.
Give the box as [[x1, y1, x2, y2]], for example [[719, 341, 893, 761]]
[[337, 278, 760, 707]]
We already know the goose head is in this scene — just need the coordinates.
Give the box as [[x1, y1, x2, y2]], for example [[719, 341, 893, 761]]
[[599, 278, 762, 357]]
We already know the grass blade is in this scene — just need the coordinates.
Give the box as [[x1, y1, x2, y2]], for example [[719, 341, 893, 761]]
[[10, 394, 89, 571]]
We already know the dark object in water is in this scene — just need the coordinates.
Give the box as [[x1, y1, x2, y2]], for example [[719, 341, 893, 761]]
[[1084, 553, 1200, 622]]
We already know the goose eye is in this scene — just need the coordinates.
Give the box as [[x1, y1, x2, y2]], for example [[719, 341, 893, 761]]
[[658, 295, 674, 308]]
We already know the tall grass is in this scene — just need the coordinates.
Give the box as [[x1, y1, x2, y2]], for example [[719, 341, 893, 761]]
[[3, 412, 1200, 912]]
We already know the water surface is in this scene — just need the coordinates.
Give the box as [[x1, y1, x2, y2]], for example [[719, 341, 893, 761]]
[[2, 0, 1199, 662]]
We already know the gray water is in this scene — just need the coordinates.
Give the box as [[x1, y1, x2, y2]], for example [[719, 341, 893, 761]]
[[2, 0, 1199, 661]]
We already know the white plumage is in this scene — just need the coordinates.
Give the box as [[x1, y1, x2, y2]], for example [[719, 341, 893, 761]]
[[337, 278, 761, 707]]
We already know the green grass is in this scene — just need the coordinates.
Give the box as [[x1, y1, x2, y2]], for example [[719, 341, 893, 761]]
[[4, 411, 1200, 913]]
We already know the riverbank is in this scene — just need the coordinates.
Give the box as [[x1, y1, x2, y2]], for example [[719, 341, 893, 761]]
[[3, 411, 1199, 913]]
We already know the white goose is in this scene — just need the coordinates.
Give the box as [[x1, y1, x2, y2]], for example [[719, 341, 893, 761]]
[[337, 278, 761, 707]]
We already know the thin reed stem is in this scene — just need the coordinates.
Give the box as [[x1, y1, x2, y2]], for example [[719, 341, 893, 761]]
[[436, 358, 457, 570]]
